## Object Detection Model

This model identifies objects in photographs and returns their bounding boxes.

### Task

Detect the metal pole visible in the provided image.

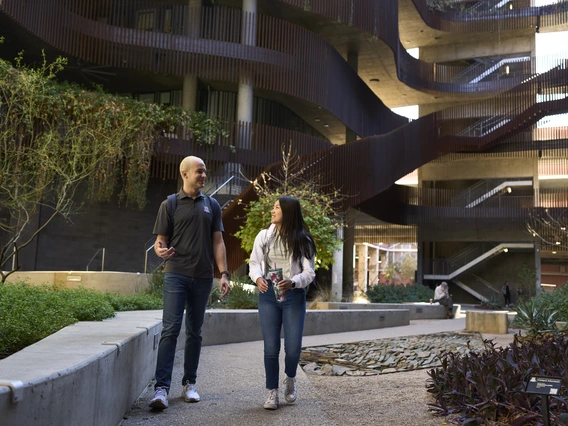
[541,395,550,426]
[101,248,105,272]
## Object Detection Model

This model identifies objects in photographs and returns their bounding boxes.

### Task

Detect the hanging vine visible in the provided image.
[0,48,228,280]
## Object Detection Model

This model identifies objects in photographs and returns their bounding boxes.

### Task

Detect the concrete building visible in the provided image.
[1,0,567,303]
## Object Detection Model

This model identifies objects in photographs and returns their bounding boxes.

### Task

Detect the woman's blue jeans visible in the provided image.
[258,286,306,390]
[154,273,213,391]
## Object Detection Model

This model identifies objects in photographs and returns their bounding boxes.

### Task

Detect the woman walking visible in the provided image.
[249,196,316,410]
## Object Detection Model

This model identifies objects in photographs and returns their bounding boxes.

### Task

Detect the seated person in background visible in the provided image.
[434,282,454,319]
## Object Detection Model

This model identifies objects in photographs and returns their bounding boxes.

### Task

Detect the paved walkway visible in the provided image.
[120,317,516,426]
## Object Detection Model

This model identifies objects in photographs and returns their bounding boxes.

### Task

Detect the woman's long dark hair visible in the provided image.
[277,196,316,263]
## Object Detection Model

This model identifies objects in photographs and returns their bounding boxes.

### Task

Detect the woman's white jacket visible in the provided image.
[248,224,316,289]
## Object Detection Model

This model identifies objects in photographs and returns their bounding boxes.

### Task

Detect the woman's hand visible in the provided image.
[278,279,294,292]
[256,277,269,293]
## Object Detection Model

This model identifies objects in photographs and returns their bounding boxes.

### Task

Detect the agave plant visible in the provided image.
[513,298,559,338]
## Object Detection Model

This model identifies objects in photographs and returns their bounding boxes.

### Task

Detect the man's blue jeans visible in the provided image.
[154,273,213,392]
[258,286,306,390]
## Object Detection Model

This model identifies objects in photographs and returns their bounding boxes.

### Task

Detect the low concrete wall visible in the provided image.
[466,310,509,334]
[200,309,410,346]
[0,308,409,426]
[0,311,160,426]
[314,302,448,320]
[5,271,150,295]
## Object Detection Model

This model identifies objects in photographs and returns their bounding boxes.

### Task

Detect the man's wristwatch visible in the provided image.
[221,270,230,278]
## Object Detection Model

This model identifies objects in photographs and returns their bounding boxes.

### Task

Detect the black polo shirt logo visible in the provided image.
[203,205,211,214]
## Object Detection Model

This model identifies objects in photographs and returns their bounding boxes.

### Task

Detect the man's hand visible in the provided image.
[219,276,230,299]
[156,240,175,260]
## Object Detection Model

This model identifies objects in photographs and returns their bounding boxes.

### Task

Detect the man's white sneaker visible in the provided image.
[284,376,297,403]
[149,387,169,409]
[182,383,200,402]
[263,388,279,410]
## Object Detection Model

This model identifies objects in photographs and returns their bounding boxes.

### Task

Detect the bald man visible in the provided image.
[149,156,230,409]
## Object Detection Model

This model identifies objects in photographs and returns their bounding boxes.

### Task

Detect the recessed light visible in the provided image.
[370,78,380,83]
[323,124,329,128]
[314,118,320,122]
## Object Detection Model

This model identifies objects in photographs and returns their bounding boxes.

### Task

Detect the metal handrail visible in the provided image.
[210,175,235,197]
[86,248,105,271]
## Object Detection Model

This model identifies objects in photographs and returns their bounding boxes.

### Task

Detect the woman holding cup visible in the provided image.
[249,196,316,410]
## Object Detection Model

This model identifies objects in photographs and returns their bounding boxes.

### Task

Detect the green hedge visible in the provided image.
[528,284,568,322]
[0,282,162,358]
[365,283,433,303]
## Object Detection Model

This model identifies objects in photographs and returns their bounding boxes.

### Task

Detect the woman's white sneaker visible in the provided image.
[284,376,297,403]
[263,388,279,410]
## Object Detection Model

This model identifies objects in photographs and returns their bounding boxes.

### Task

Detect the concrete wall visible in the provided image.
[5,271,150,295]
[197,308,410,346]
[420,157,537,182]
[18,178,176,273]
[313,302,447,320]
[0,307,410,426]
[0,311,160,426]
[420,34,532,63]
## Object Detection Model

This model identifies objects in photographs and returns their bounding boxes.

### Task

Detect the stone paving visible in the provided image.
[300,331,486,376]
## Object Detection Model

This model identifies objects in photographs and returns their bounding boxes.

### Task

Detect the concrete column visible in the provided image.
[236,0,257,150]
[368,245,379,286]
[356,244,368,293]
[187,0,202,38]
[416,227,424,286]
[345,48,358,143]
[342,208,356,300]
[182,0,201,133]
[331,226,344,302]
[535,240,542,296]
[182,75,198,112]
[532,157,539,207]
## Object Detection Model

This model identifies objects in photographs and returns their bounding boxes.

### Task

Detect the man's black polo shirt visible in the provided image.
[153,190,224,279]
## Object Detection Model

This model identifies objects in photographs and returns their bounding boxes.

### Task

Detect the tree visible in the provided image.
[517,264,538,298]
[0,51,227,282]
[383,263,401,285]
[400,255,417,283]
[234,146,341,270]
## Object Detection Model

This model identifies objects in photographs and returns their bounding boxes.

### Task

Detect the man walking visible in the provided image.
[149,155,231,409]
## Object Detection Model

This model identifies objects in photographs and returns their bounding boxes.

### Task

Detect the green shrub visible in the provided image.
[147,268,165,297]
[480,295,503,310]
[0,281,161,359]
[105,293,163,311]
[427,335,568,425]
[52,287,116,321]
[512,298,558,337]
[225,279,258,310]
[0,283,77,357]
[528,285,568,323]
[366,283,432,303]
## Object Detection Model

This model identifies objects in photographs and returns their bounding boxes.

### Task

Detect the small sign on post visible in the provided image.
[525,376,563,426]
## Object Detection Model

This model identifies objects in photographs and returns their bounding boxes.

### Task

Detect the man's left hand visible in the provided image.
[219,276,230,299]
